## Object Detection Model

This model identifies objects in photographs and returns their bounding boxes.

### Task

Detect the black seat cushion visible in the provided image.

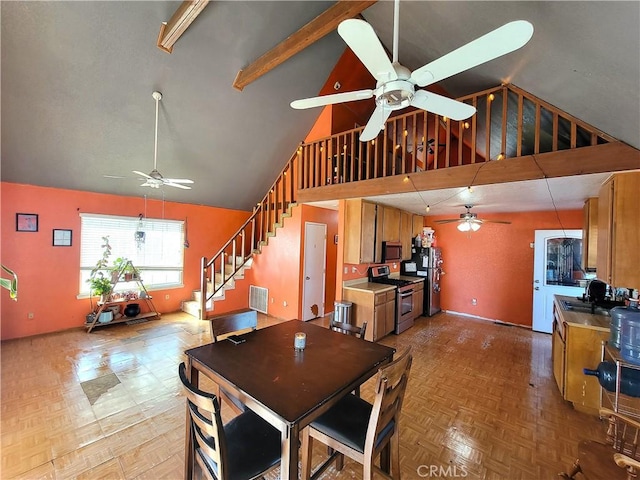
[311,393,395,453]
[200,409,281,480]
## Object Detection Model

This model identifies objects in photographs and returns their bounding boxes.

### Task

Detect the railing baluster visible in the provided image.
[517,93,523,157]
[501,86,508,159]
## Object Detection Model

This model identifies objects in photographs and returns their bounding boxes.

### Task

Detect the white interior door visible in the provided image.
[302,222,327,321]
[532,229,586,333]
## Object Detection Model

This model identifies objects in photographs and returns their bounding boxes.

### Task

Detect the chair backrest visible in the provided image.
[179,362,228,479]
[209,308,258,342]
[364,347,412,458]
[329,318,368,340]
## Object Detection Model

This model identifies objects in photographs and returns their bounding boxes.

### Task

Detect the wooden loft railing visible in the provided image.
[296,83,618,190]
[199,154,297,319]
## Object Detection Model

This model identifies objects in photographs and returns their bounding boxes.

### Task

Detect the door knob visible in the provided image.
[305,276,310,280]
[534,279,540,284]
[534,286,540,290]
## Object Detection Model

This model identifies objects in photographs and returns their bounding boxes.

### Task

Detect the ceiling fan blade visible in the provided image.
[410,90,476,121]
[164,182,192,190]
[291,89,373,109]
[133,170,153,179]
[338,19,398,83]
[410,20,534,87]
[163,178,194,184]
[483,220,512,224]
[359,105,392,142]
[433,219,460,224]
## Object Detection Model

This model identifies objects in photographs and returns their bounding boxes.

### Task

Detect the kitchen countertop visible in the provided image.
[343,282,396,293]
[554,295,611,331]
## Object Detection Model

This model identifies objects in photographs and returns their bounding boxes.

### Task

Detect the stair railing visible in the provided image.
[199,153,298,318]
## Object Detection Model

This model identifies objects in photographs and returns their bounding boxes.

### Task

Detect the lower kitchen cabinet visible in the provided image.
[553,298,609,415]
[412,280,424,319]
[343,287,395,342]
[564,323,608,413]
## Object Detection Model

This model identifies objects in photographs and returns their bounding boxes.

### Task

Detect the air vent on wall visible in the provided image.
[249,285,268,314]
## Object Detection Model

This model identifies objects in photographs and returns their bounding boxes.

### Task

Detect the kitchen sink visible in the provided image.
[561,299,611,316]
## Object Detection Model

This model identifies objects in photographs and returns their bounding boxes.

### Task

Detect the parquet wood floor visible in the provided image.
[1,312,605,479]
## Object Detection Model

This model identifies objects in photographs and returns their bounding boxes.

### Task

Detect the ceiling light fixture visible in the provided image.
[457,220,481,232]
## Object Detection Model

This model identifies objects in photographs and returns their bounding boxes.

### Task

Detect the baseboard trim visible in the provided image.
[443,310,532,330]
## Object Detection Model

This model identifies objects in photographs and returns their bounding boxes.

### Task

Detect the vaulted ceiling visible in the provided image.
[2,1,639,213]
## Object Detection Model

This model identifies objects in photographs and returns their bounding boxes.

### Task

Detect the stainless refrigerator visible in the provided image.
[411,247,442,316]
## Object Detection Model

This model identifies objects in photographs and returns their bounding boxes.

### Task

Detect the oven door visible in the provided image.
[396,288,414,334]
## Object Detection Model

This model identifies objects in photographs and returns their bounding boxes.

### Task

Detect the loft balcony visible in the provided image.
[295,84,639,204]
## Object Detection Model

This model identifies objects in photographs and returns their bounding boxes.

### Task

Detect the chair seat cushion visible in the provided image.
[201,410,281,480]
[576,440,628,480]
[311,393,395,453]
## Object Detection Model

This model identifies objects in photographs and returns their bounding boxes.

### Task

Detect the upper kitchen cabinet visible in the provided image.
[412,215,424,237]
[582,198,598,272]
[381,206,400,242]
[596,172,640,289]
[400,211,413,260]
[344,199,381,264]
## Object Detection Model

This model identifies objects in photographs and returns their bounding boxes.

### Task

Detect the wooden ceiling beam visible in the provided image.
[157,0,210,54]
[233,0,377,91]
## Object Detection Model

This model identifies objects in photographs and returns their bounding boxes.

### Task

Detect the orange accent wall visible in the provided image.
[244,204,338,320]
[425,209,583,327]
[1,182,251,340]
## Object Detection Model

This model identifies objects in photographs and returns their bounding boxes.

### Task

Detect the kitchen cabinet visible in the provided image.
[553,296,609,415]
[343,286,395,342]
[581,197,598,272]
[381,206,400,242]
[412,214,424,237]
[344,199,381,264]
[412,280,424,319]
[400,210,413,260]
[597,172,640,289]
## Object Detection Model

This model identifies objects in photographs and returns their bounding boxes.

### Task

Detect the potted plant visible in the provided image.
[90,275,112,303]
[111,257,129,282]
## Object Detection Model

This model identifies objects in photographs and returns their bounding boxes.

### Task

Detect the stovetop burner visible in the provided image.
[372,277,413,288]
[368,265,414,290]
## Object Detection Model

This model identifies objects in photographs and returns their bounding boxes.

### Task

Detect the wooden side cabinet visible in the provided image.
[581,197,598,272]
[596,172,640,288]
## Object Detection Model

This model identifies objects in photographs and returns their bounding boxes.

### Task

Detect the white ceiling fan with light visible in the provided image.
[434,204,511,232]
[133,91,194,190]
[290,0,534,142]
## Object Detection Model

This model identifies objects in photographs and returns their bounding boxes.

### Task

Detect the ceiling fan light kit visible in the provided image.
[291,0,533,143]
[435,204,511,232]
[132,91,194,190]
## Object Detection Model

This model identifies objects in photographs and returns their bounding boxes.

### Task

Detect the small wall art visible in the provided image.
[16,213,38,232]
[53,229,72,246]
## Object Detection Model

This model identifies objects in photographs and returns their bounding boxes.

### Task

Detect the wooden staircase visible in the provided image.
[183,154,299,320]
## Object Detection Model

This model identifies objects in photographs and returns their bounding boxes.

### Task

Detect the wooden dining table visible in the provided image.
[183,319,395,480]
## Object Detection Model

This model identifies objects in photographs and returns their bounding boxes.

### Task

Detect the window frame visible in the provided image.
[79,213,185,296]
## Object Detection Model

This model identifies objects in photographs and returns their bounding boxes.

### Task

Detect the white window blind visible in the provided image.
[79,213,184,294]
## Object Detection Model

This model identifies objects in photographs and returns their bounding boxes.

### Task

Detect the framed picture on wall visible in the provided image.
[53,229,72,246]
[16,213,38,232]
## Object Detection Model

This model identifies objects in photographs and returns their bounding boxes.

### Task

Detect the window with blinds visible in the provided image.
[80,213,184,294]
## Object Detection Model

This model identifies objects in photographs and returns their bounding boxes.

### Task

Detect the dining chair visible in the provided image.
[329,318,368,398]
[208,308,258,414]
[560,408,640,480]
[329,318,368,340]
[178,362,281,480]
[300,347,413,480]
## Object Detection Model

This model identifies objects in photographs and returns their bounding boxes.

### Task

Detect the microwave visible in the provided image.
[382,241,402,262]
